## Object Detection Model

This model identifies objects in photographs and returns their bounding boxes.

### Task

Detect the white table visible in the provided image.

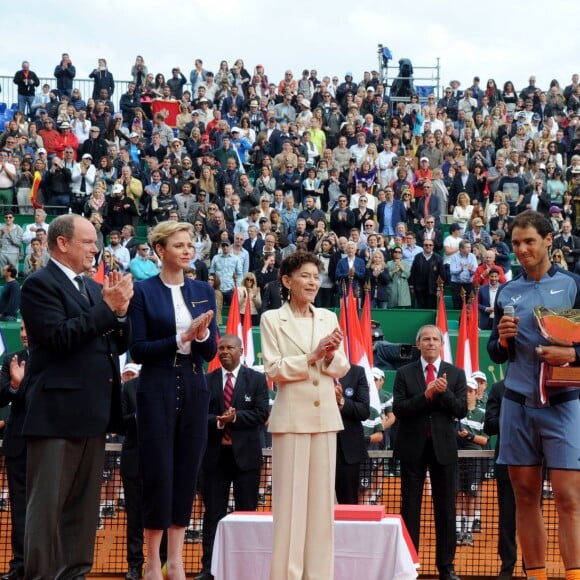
[211,512,419,580]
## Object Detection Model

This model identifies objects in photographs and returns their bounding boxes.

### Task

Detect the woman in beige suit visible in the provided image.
[260,251,349,580]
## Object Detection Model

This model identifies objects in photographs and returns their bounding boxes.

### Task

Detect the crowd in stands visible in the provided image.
[2,55,580,322]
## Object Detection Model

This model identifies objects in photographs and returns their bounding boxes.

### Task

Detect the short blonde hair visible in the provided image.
[150,221,193,255]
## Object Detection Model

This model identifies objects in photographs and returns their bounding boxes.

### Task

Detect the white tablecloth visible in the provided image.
[211,513,419,580]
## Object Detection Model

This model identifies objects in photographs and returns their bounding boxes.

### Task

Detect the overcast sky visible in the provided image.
[1,0,578,96]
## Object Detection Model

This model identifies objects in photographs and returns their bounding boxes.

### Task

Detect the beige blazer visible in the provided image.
[260,302,350,434]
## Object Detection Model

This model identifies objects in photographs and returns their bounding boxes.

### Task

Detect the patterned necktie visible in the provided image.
[223,372,234,442]
[426,364,436,401]
[74,275,90,302]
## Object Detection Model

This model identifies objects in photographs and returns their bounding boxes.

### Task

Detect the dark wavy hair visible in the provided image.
[279,250,322,301]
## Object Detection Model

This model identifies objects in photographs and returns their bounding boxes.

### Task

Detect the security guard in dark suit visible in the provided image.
[334,364,370,504]
[196,334,269,580]
[0,323,28,580]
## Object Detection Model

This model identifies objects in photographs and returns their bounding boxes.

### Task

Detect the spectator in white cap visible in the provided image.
[471,371,488,408]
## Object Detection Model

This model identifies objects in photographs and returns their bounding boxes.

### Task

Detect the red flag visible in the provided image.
[436,288,453,362]
[338,291,349,360]
[226,287,242,341]
[469,296,479,373]
[456,299,472,375]
[150,99,180,127]
[94,260,105,285]
[360,290,373,367]
[346,286,381,414]
[242,290,255,367]
[29,171,43,209]
[207,326,222,372]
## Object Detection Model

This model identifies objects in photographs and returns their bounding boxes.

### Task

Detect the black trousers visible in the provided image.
[24,436,105,580]
[200,446,260,572]
[6,451,27,574]
[121,473,144,570]
[400,438,457,574]
[335,454,360,504]
[497,474,517,574]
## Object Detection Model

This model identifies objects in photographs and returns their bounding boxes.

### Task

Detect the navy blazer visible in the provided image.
[335,256,366,294]
[478,283,503,330]
[129,275,218,368]
[337,364,371,465]
[377,200,407,235]
[203,366,269,472]
[20,260,129,437]
[393,360,467,465]
[0,348,28,457]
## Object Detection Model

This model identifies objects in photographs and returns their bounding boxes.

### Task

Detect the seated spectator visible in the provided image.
[0,213,24,272]
[0,265,20,320]
[21,208,49,246]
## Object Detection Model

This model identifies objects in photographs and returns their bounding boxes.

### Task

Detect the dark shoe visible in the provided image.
[1,571,24,580]
[257,493,266,505]
[471,518,481,533]
[125,568,142,580]
[497,572,513,580]
[193,572,213,580]
[101,505,116,518]
[439,570,461,580]
[456,531,464,545]
[461,532,474,546]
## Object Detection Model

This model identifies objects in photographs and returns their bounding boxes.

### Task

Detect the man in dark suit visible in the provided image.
[0,323,28,580]
[393,325,467,580]
[242,225,265,272]
[417,215,444,253]
[334,364,371,504]
[409,241,445,309]
[449,161,478,209]
[196,334,269,580]
[416,184,442,228]
[20,214,133,580]
[477,269,502,330]
[120,365,144,580]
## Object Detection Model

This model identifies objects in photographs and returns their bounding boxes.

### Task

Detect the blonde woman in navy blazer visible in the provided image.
[129,221,217,580]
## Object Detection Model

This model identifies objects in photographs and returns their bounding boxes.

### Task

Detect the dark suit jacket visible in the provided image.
[265,129,283,156]
[335,256,366,294]
[243,238,265,272]
[478,283,502,330]
[203,366,269,472]
[337,365,371,465]
[0,348,28,457]
[417,228,444,253]
[449,173,478,208]
[393,360,467,465]
[416,195,442,224]
[129,275,217,369]
[20,261,129,437]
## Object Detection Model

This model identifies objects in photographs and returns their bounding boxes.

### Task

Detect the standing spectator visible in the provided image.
[0,150,16,211]
[449,240,477,310]
[386,247,412,308]
[20,215,132,580]
[209,239,242,305]
[0,265,20,320]
[167,68,187,100]
[393,325,467,580]
[89,58,115,100]
[409,239,445,309]
[0,212,24,271]
[197,335,269,580]
[54,53,76,98]
[13,61,40,120]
